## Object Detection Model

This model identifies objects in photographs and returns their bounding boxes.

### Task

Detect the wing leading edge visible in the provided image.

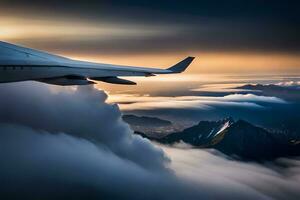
[0,41,195,85]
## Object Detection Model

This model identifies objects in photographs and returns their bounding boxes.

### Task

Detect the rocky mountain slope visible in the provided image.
[136,118,300,160]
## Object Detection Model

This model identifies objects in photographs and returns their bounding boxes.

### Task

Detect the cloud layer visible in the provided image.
[0,82,299,199]
[0,82,167,169]
[164,145,300,200]
[109,93,286,111]
[109,81,299,133]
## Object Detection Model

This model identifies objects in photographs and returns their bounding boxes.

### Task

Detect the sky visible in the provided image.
[0,2,300,199]
[0,0,299,126]
[0,0,300,74]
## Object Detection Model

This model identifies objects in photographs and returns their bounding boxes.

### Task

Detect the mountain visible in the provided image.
[136,118,300,160]
[157,117,234,146]
[122,115,172,127]
[212,120,300,160]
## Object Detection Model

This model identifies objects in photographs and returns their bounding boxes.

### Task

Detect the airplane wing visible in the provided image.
[0,41,195,85]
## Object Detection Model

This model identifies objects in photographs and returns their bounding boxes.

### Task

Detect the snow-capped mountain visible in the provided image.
[136,118,300,160]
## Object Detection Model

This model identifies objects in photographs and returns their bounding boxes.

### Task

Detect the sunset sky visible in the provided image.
[1,2,300,199]
[0,0,299,74]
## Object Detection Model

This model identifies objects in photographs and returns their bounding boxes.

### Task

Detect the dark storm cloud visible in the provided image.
[1,0,300,54]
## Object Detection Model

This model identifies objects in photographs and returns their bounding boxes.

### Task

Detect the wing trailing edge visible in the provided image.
[91,77,136,85]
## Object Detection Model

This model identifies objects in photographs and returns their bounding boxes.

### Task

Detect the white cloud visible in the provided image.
[164,146,300,200]
[221,93,287,103]
[276,81,300,87]
[0,82,167,170]
[108,93,286,111]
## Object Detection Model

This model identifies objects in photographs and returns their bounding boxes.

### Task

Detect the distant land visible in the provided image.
[136,118,300,161]
[122,114,172,127]
[122,114,179,138]
[235,84,300,101]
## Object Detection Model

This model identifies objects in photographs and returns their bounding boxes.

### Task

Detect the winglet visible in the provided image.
[167,56,195,73]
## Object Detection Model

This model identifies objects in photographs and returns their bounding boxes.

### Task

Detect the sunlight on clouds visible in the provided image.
[276,81,300,87]
[190,83,247,92]
[95,73,299,97]
[222,94,287,104]
[106,93,286,111]
[0,13,299,76]
[0,16,299,74]
[67,52,300,74]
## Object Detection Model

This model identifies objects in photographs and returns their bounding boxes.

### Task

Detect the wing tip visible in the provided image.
[167,56,195,73]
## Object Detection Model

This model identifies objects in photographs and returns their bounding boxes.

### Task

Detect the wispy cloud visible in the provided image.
[276,81,300,87]
[108,93,287,111]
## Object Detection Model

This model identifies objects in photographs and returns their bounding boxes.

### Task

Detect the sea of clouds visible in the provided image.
[0,82,299,200]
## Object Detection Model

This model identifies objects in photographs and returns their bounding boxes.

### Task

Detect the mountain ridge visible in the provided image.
[135,118,300,160]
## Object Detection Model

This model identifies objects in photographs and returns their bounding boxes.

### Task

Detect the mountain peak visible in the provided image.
[135,118,300,160]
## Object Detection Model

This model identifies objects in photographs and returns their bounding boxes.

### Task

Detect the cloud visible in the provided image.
[109,93,286,111]
[109,90,297,132]
[163,146,300,200]
[221,94,287,104]
[0,82,167,169]
[0,124,177,199]
[0,82,179,199]
[1,122,288,200]
[0,82,299,199]
[276,81,300,87]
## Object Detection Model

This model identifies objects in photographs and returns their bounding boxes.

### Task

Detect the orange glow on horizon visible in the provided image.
[68,52,300,74]
[0,15,299,74]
